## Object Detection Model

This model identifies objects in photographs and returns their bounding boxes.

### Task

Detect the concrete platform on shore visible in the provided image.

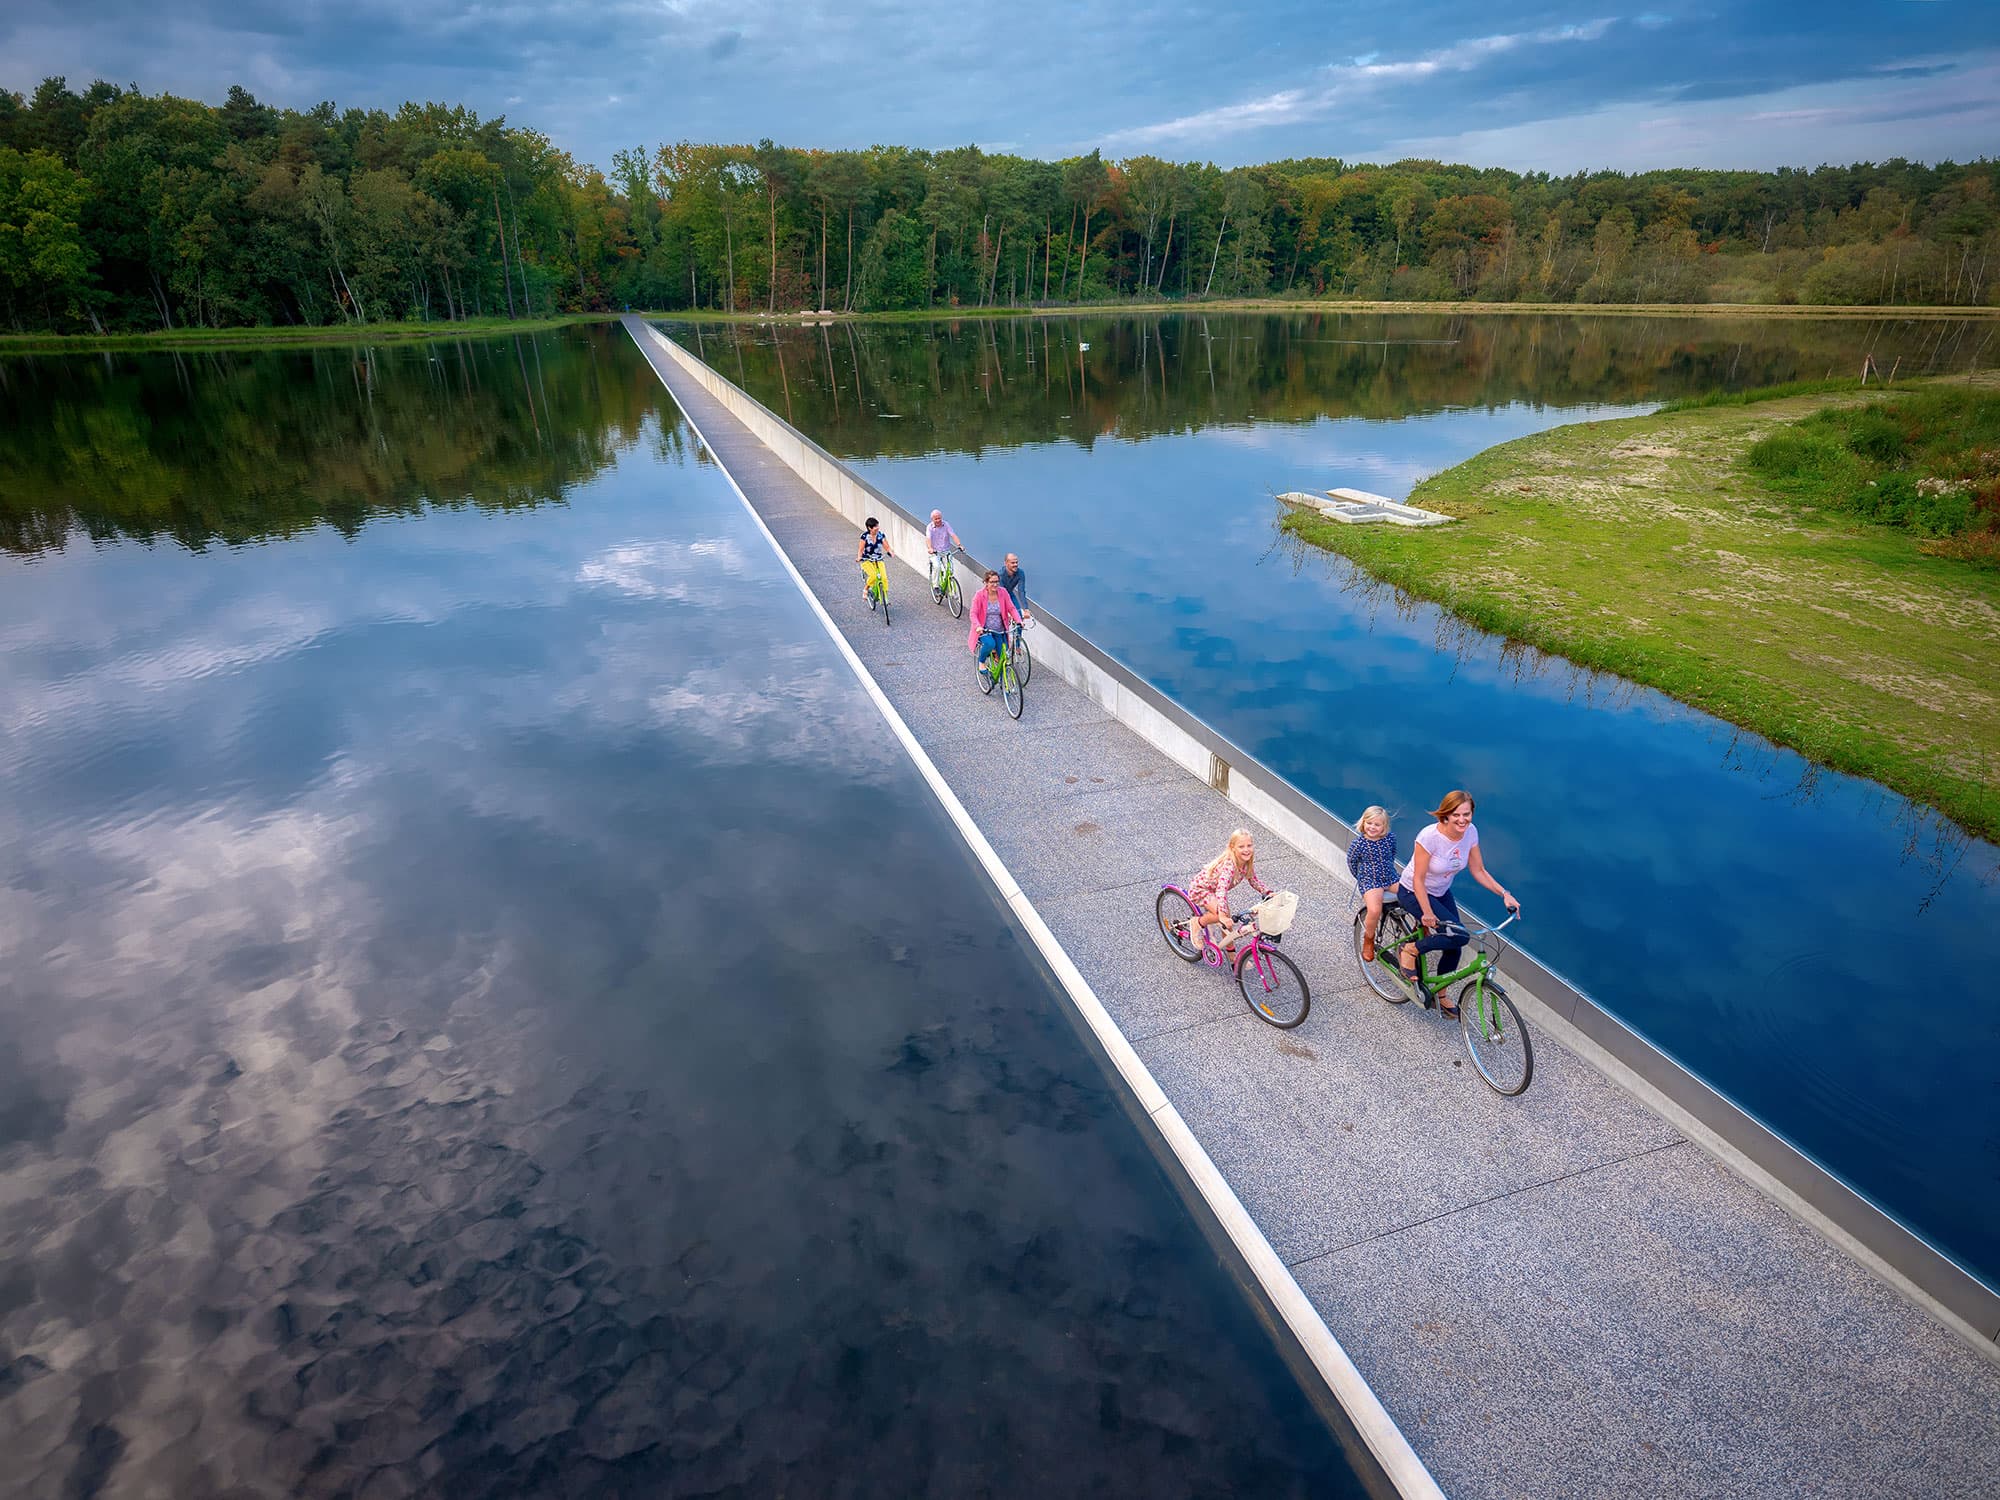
[623,318,2000,1500]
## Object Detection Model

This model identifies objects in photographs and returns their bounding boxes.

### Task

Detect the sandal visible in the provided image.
[1437,991,1460,1021]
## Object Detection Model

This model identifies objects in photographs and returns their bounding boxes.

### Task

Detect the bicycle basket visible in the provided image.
[1251,890,1298,935]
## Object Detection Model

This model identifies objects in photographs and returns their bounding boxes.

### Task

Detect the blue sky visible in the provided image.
[4,1,1996,173]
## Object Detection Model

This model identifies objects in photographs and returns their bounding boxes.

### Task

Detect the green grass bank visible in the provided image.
[1280,377,2000,839]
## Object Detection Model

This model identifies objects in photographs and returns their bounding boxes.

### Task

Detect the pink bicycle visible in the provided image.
[1154,884,1311,1029]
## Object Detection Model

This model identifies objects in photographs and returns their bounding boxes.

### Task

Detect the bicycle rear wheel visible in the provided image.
[1002,659,1023,719]
[945,574,963,619]
[1156,889,1202,962]
[1460,980,1533,1096]
[1356,905,1417,1003]
[1239,945,1310,1029]
[1014,629,1033,684]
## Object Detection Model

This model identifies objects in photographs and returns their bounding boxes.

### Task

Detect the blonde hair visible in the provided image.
[1358,805,1391,836]
[1205,828,1256,877]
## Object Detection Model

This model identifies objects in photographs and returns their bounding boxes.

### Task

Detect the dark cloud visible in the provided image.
[1,0,1995,169]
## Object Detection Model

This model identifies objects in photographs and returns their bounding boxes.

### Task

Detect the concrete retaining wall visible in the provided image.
[640,318,2000,1358]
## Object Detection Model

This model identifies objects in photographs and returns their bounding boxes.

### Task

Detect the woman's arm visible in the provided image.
[856,538,866,561]
[1410,844,1437,927]
[1466,845,1518,910]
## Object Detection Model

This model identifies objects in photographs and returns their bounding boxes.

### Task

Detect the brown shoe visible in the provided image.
[1361,936,1376,962]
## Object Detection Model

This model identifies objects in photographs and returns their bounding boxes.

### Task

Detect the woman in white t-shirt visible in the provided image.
[1393,789,1518,1018]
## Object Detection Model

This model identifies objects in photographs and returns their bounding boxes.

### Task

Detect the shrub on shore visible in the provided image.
[1746,387,2000,544]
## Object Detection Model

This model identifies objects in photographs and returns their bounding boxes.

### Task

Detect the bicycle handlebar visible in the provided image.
[1434,910,1521,942]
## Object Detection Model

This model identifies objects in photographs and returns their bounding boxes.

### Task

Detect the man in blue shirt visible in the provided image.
[998,552,1030,623]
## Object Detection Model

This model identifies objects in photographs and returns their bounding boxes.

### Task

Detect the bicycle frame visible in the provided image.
[1163,882,1278,976]
[1407,913,1518,1020]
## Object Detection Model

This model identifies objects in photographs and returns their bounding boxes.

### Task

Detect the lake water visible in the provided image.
[668,310,2000,1292]
[0,327,1365,1497]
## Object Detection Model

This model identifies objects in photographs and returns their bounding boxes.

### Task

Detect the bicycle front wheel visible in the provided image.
[1356,905,1417,1003]
[1002,660,1023,720]
[881,589,890,626]
[1156,889,1202,962]
[1460,980,1534,1096]
[1239,945,1310,1029]
[945,575,963,619]
[1014,630,1033,684]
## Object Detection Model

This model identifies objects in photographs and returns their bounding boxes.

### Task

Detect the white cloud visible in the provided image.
[1105,20,1618,148]
[1394,50,2000,171]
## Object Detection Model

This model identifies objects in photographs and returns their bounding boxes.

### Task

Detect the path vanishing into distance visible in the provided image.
[622,318,2000,1500]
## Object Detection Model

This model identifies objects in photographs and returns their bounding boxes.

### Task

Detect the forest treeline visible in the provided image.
[2,76,1996,333]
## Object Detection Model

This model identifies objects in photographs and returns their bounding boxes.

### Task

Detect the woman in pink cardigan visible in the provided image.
[967,569,1023,676]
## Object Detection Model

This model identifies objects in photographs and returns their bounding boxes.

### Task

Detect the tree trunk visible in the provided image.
[820,204,829,309]
[494,190,517,319]
[767,183,777,312]
[1203,214,1228,297]
[510,195,532,316]
[1076,208,1092,298]
[340,265,366,323]
[150,269,174,329]
[927,226,938,307]
[1156,210,1175,295]
[845,207,855,312]
[1042,214,1052,301]
[987,223,1005,304]
[1059,203,1076,298]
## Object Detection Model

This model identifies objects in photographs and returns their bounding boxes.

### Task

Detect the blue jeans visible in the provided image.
[1394,884,1464,981]
[977,631,1006,667]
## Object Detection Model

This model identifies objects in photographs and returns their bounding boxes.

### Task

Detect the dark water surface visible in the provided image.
[669,311,2000,1290]
[0,327,1363,1498]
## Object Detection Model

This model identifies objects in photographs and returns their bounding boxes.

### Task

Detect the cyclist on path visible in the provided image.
[925,509,960,591]
[966,569,1022,674]
[1188,829,1273,953]
[856,516,892,600]
[998,552,1031,624]
[1393,790,1518,1018]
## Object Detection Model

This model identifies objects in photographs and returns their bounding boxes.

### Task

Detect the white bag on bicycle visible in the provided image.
[1251,890,1298,935]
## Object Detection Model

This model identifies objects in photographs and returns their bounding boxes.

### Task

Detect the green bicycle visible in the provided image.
[1353,905,1534,1096]
[861,564,890,625]
[976,628,1025,720]
[930,547,965,619]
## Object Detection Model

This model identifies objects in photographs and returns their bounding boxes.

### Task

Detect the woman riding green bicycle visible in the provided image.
[1394,790,1518,1018]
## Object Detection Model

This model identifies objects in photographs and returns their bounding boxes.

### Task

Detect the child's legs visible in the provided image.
[1362,887,1383,939]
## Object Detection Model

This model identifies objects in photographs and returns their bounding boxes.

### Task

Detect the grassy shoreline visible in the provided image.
[7,296,1996,354]
[1280,377,2000,840]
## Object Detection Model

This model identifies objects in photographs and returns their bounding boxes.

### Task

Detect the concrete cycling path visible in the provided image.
[624,321,2000,1500]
